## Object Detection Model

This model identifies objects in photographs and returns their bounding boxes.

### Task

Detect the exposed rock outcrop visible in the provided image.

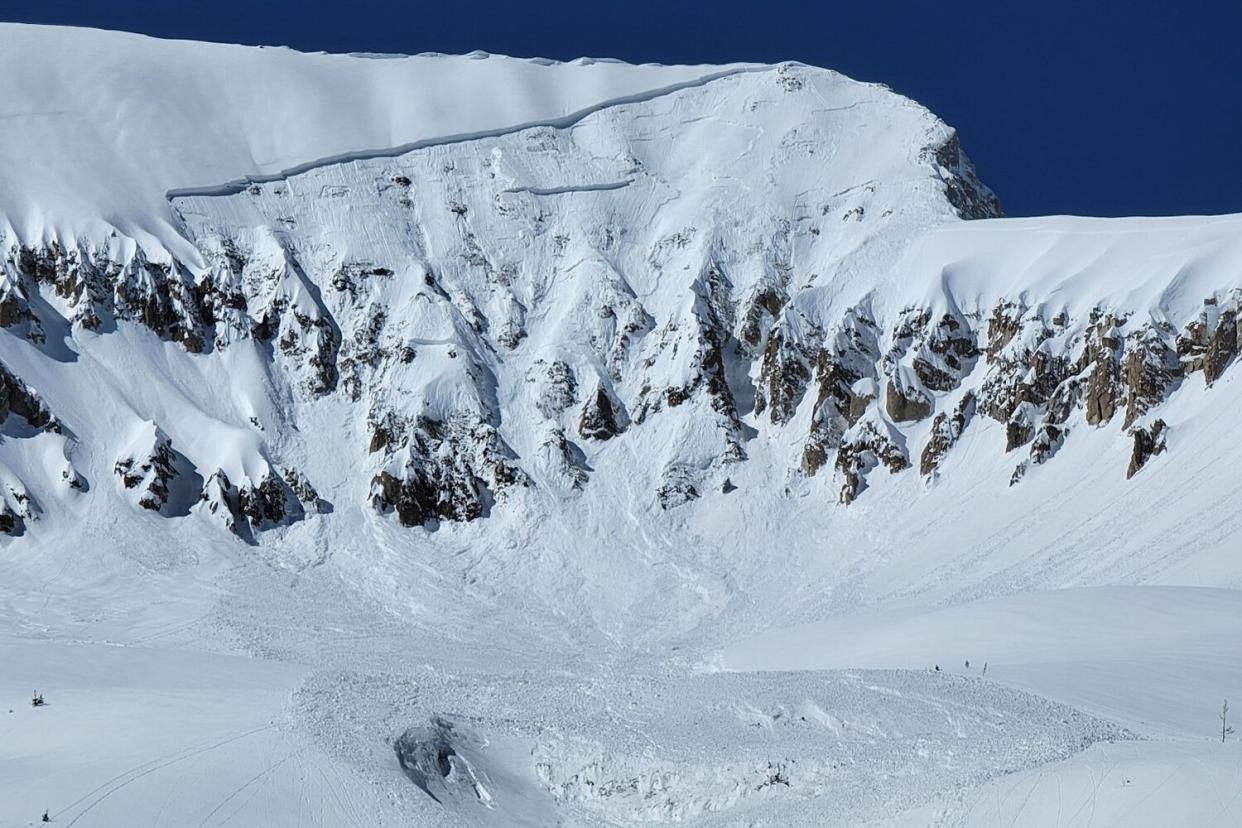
[755,323,814,424]
[0,363,58,433]
[1127,419,1168,478]
[579,384,622,441]
[1081,314,1124,426]
[836,416,909,505]
[200,468,309,541]
[369,414,526,527]
[738,286,786,354]
[921,392,975,476]
[114,425,180,513]
[634,262,746,463]
[924,132,1005,220]
[885,373,932,423]
[0,63,1230,537]
[802,309,880,475]
[283,468,328,514]
[1010,424,1068,486]
[1180,299,1240,385]
[1122,324,1180,427]
[0,482,36,536]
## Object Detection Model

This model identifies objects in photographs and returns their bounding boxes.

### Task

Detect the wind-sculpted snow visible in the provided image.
[0,24,759,246]
[164,66,770,201]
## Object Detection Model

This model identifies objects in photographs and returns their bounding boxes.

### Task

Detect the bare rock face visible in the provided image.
[883,308,978,407]
[1127,419,1168,478]
[836,417,909,505]
[802,309,880,475]
[921,392,975,476]
[1043,373,1083,428]
[1010,423,1068,486]
[885,375,932,423]
[755,324,814,424]
[337,306,390,402]
[579,384,622,441]
[0,363,59,433]
[0,364,61,534]
[11,240,207,350]
[980,306,1074,453]
[984,301,1024,361]
[114,425,180,512]
[200,471,248,539]
[1180,299,1240,385]
[200,468,309,542]
[0,482,37,537]
[1030,423,1068,465]
[238,473,303,526]
[2,227,1227,523]
[923,132,1005,220]
[283,468,328,514]
[912,311,980,391]
[369,414,526,528]
[4,230,346,397]
[873,308,979,430]
[1123,324,1181,427]
[0,264,36,330]
[1203,310,1239,385]
[1005,402,1040,452]
[1081,314,1124,426]
[0,501,23,536]
[738,286,786,354]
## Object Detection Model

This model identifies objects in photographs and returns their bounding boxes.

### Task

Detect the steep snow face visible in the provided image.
[0,23,756,248]
[167,64,991,525]
[0,51,1004,546]
[2,28,1241,616]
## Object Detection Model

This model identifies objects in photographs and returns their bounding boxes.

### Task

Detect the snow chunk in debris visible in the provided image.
[394,716,493,808]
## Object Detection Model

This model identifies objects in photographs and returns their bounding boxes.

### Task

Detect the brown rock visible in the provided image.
[1127,419,1168,478]
[885,379,932,423]
[920,392,975,476]
[579,385,622,441]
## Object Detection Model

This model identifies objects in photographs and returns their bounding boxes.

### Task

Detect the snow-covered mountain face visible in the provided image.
[2,27,1236,561]
[6,24,1242,827]
[0,33,1008,543]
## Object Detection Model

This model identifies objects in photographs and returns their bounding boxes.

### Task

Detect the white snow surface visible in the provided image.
[0,23,755,250]
[1,23,1241,827]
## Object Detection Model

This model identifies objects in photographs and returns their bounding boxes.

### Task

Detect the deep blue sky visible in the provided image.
[4,1,1239,217]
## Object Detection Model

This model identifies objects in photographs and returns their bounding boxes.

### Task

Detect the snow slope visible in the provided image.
[2,23,1241,827]
[723,587,1242,825]
[0,23,754,248]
